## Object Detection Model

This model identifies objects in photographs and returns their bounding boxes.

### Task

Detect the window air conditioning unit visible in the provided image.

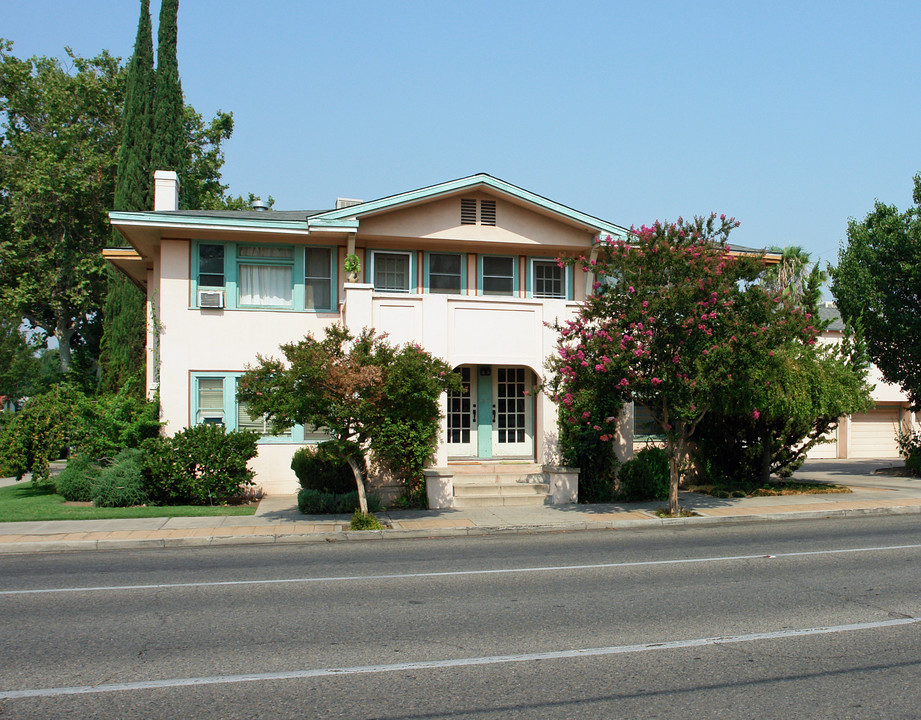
[198,289,224,308]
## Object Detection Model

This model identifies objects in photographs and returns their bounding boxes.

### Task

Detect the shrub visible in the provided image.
[291,443,355,494]
[0,385,87,484]
[897,428,921,477]
[618,447,670,502]
[92,449,149,507]
[350,510,383,530]
[297,488,382,515]
[143,424,258,505]
[556,421,619,503]
[55,454,101,502]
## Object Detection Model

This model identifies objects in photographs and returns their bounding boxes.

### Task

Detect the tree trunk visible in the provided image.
[668,453,680,516]
[55,319,75,375]
[667,435,683,516]
[759,418,772,486]
[346,455,369,514]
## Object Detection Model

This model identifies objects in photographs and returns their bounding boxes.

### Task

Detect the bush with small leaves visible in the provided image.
[350,510,383,530]
[291,443,355,494]
[297,488,382,515]
[617,447,670,502]
[55,454,101,502]
[92,449,149,507]
[142,424,258,505]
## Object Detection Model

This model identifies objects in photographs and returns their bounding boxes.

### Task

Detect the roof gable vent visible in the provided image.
[336,197,363,209]
[479,199,497,226]
[460,198,477,225]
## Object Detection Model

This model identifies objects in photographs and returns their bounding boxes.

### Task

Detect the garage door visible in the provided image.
[849,406,902,458]
[807,426,838,459]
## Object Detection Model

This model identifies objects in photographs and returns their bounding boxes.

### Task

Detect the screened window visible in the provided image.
[238,246,293,307]
[634,403,665,440]
[532,260,566,299]
[199,244,225,287]
[429,253,462,294]
[373,252,411,293]
[305,247,333,309]
[482,256,515,296]
[197,378,224,425]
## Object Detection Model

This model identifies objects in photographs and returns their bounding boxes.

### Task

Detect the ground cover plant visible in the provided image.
[0,481,255,523]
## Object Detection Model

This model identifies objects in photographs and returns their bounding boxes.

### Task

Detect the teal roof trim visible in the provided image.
[109,211,310,232]
[310,174,630,237]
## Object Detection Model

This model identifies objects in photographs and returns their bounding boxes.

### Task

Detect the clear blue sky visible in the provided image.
[4,0,921,278]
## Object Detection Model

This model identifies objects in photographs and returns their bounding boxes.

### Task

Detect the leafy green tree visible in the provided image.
[1,37,245,384]
[237,325,459,512]
[549,216,821,514]
[0,308,38,402]
[0,40,124,376]
[693,249,871,486]
[151,0,184,186]
[100,0,155,394]
[831,173,921,409]
[114,0,154,220]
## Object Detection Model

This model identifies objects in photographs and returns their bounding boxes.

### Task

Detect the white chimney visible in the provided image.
[154,170,180,211]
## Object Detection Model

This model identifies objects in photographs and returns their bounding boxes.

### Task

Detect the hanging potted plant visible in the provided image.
[344,254,361,283]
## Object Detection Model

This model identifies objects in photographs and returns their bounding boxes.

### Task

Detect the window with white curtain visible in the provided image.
[238,246,294,307]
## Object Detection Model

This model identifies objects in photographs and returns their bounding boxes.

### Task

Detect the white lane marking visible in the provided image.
[1,617,917,700]
[2,543,921,597]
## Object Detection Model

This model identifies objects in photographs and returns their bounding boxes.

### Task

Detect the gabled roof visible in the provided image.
[306,173,631,237]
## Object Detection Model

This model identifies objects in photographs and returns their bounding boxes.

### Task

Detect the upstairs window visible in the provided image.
[372,251,412,293]
[481,255,516,296]
[531,259,567,299]
[238,246,293,307]
[428,252,463,294]
[304,247,333,310]
[198,244,225,287]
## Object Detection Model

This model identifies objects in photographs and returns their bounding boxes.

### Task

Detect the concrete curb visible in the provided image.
[1,502,920,555]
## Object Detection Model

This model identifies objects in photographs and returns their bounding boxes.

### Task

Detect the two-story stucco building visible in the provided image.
[107,172,638,506]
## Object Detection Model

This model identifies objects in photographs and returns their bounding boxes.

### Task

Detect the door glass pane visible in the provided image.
[447,367,472,444]
[496,367,527,443]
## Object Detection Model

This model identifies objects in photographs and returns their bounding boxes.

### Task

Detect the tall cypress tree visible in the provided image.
[151,0,184,187]
[100,0,154,394]
[114,0,154,220]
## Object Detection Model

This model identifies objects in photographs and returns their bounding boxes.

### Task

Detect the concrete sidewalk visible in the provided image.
[1,459,919,554]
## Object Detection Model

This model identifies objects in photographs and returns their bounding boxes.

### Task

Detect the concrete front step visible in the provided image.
[453,494,549,508]
[453,482,549,497]
[447,462,551,508]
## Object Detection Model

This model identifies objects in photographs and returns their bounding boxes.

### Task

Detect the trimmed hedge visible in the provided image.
[297,489,382,515]
[291,442,357,494]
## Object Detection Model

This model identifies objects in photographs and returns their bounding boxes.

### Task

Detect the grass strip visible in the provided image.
[0,481,256,522]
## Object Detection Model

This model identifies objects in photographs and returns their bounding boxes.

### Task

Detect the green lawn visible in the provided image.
[0,481,257,522]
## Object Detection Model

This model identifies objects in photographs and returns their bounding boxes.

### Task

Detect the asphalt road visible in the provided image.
[2,515,920,719]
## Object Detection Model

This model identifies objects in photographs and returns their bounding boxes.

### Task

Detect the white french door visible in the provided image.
[491,366,533,457]
[446,366,477,457]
